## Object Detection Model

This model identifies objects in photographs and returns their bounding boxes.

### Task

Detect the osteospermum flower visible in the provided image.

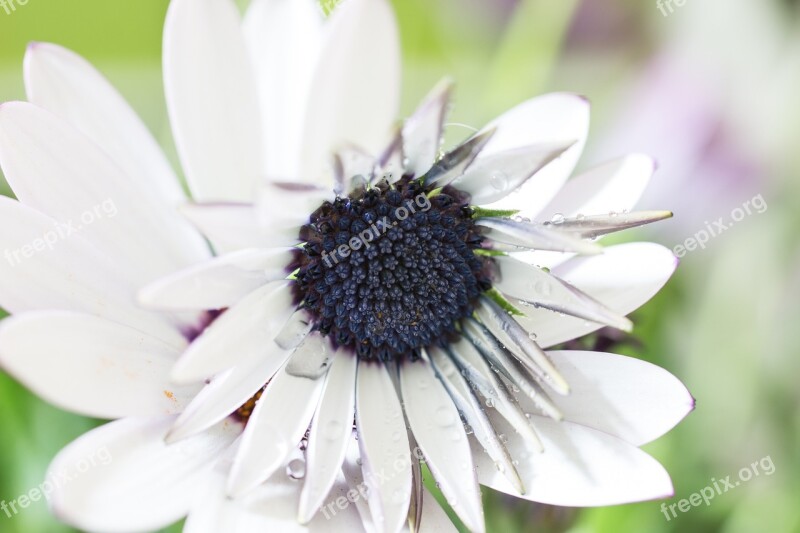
[0,0,694,532]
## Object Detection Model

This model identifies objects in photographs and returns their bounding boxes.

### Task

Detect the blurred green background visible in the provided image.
[1,0,799,532]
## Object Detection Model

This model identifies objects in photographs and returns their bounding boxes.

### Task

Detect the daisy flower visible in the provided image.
[0,0,694,532]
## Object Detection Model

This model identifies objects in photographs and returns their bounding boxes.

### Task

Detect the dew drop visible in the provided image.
[489,171,509,191]
[550,213,565,225]
[435,406,456,426]
[485,397,496,408]
[286,459,306,480]
[528,331,538,340]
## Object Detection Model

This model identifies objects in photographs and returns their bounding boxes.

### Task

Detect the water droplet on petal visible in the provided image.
[287,459,306,480]
[435,406,455,426]
[489,171,509,191]
[550,213,565,225]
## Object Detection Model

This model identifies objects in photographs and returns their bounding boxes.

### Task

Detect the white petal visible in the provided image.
[0,102,210,285]
[515,243,679,348]
[167,342,293,443]
[341,432,378,529]
[479,93,590,217]
[415,488,459,533]
[426,347,524,493]
[299,353,358,524]
[494,255,633,332]
[140,249,293,311]
[474,415,674,506]
[186,466,365,532]
[0,311,197,419]
[540,351,694,446]
[23,43,186,207]
[254,181,333,230]
[400,360,484,533]
[341,435,459,533]
[478,217,602,255]
[402,79,453,177]
[298,0,401,182]
[537,154,656,221]
[163,0,264,201]
[181,202,300,254]
[49,416,239,533]
[455,142,574,205]
[476,298,571,395]
[449,336,549,443]
[333,145,380,194]
[0,196,185,347]
[243,0,323,180]
[172,281,294,383]
[227,336,328,497]
[355,361,412,533]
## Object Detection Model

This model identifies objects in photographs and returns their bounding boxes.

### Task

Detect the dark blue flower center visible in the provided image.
[291,176,491,361]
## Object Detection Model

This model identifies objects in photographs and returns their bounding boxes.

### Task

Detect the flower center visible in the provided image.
[291,176,492,361]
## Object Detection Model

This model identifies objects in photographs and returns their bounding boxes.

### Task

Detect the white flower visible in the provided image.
[0,0,694,532]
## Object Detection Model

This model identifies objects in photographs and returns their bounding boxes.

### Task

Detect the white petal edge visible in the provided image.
[0,101,210,284]
[0,195,185,347]
[139,248,293,311]
[166,341,293,443]
[298,353,358,524]
[536,350,694,446]
[163,0,264,201]
[515,242,679,348]
[0,311,198,419]
[227,336,328,497]
[181,202,300,255]
[356,361,412,533]
[478,93,590,218]
[185,464,365,532]
[298,0,401,183]
[243,0,323,180]
[402,79,453,178]
[401,360,484,533]
[24,42,187,207]
[49,416,240,533]
[474,415,674,506]
[536,154,657,221]
[171,281,294,383]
